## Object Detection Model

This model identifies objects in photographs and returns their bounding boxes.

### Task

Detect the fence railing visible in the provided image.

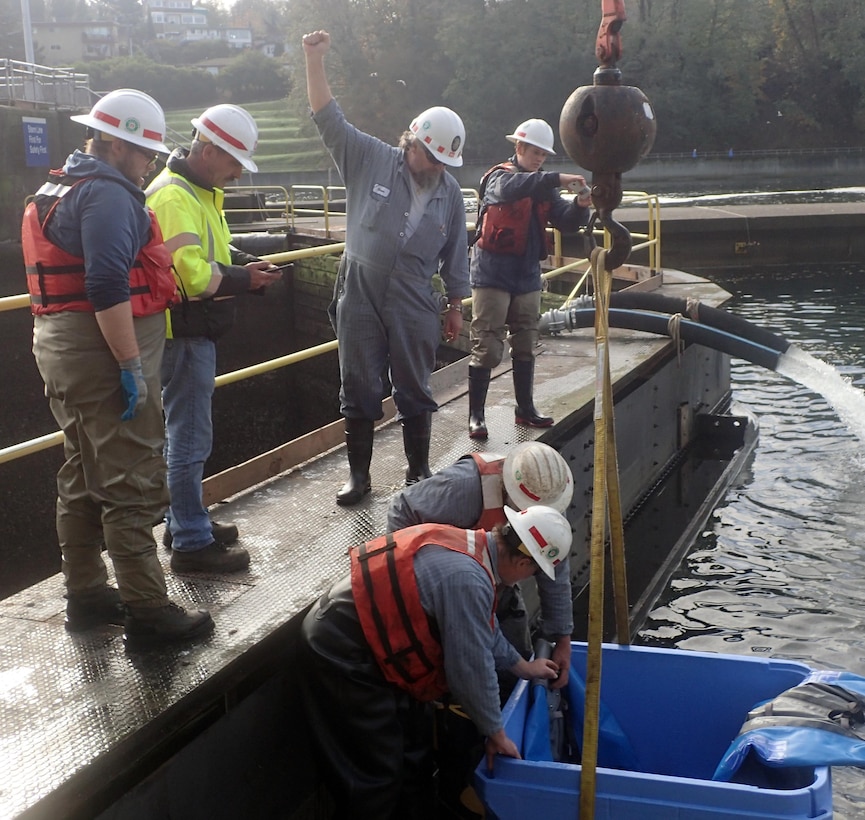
[0,59,91,109]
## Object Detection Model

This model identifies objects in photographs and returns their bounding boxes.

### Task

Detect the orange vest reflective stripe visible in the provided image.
[468,452,508,531]
[22,177,176,317]
[350,524,496,701]
[475,162,553,258]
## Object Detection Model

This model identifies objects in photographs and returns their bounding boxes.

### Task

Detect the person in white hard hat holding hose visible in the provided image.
[146,104,282,573]
[468,118,593,439]
[387,440,575,685]
[302,30,470,507]
[297,505,570,818]
[23,89,214,648]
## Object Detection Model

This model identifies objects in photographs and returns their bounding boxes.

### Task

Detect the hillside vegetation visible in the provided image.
[163,99,331,173]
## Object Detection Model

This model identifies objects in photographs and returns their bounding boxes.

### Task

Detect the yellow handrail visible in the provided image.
[1,186,661,465]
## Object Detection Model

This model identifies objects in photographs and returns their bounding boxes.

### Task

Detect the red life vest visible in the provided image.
[475,162,553,259]
[22,174,177,317]
[351,524,496,701]
[468,452,508,531]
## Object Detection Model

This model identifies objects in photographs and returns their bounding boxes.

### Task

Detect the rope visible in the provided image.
[667,312,685,365]
[685,296,701,321]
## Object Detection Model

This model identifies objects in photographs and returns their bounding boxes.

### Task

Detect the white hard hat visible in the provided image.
[506,118,556,155]
[503,442,573,513]
[409,106,465,167]
[503,505,571,580]
[71,89,170,153]
[192,104,259,172]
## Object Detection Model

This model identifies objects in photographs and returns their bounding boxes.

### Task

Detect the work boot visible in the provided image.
[65,585,126,633]
[336,417,374,506]
[162,520,239,550]
[468,365,491,440]
[124,602,214,650]
[513,358,553,428]
[170,542,250,574]
[402,412,432,485]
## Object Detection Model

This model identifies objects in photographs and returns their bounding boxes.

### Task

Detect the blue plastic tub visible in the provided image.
[475,642,832,819]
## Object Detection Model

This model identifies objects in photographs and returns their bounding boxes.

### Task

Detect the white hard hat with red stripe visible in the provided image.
[503,505,572,580]
[71,89,170,153]
[503,441,573,513]
[192,104,259,172]
[506,118,556,155]
[409,106,465,167]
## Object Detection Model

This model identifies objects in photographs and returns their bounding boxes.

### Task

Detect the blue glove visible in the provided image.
[118,356,147,421]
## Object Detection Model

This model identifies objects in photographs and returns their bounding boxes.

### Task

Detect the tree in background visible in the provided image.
[83,57,218,109]
[764,0,864,148]
[626,0,768,153]
[10,0,861,156]
[439,0,600,162]
[285,0,461,142]
[217,50,290,102]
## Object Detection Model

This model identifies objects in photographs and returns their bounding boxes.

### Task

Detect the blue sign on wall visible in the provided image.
[23,117,50,167]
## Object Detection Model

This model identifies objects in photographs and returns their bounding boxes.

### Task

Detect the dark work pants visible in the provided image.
[297,579,435,819]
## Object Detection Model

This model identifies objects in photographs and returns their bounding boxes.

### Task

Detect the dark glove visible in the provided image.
[118,356,147,421]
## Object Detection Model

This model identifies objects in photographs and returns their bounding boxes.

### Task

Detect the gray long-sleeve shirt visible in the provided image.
[414,534,522,736]
[388,456,574,638]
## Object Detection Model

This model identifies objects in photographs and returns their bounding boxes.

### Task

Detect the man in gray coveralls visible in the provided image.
[302,29,470,506]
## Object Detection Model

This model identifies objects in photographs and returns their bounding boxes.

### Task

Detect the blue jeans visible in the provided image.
[161,337,216,551]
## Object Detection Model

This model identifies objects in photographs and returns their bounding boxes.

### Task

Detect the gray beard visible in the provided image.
[411,167,441,191]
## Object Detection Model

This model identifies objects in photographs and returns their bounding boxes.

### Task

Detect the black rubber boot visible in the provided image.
[513,358,553,428]
[468,366,490,440]
[402,412,432,485]
[336,417,374,506]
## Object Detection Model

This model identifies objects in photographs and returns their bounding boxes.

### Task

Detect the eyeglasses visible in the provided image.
[129,143,159,165]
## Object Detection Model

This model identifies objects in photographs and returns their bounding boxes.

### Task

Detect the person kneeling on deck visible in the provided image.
[302,30,470,506]
[23,89,213,647]
[387,441,575,687]
[146,104,282,573]
[297,505,570,819]
[468,118,592,439]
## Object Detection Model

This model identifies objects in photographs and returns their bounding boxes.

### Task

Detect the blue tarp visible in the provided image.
[522,662,639,770]
[714,670,865,780]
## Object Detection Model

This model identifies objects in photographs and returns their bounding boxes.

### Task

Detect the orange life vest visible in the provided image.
[22,175,176,317]
[351,524,496,701]
[468,452,508,531]
[475,162,553,258]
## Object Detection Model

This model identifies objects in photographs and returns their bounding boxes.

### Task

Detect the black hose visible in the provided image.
[563,308,782,371]
[608,291,791,353]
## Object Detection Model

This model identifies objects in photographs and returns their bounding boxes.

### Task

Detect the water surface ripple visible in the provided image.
[639,267,865,817]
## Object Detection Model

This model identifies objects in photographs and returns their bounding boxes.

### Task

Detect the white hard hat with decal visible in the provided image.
[503,442,573,513]
[71,89,170,153]
[409,106,465,167]
[192,104,259,172]
[506,118,556,155]
[503,504,572,580]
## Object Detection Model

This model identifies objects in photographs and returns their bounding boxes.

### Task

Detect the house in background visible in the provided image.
[31,21,122,66]
[146,0,252,50]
